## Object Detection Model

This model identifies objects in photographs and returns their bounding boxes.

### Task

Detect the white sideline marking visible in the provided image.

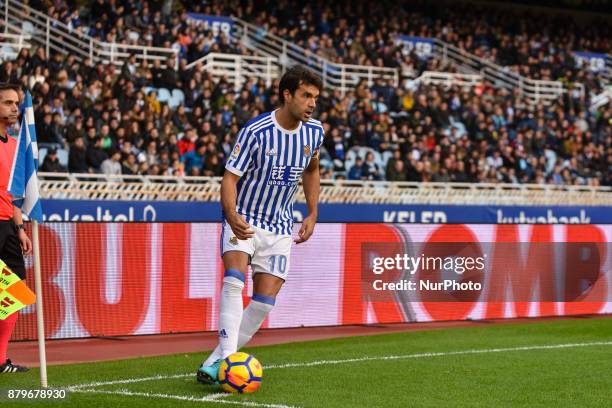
[264,340,612,369]
[68,340,612,391]
[72,388,299,408]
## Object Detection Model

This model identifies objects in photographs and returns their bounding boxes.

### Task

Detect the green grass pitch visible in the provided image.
[2,317,611,407]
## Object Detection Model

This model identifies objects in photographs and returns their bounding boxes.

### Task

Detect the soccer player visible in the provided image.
[197,66,323,384]
[0,83,32,373]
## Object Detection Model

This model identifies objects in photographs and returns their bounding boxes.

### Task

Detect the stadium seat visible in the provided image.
[37,143,68,168]
[345,148,359,172]
[39,142,63,152]
[157,88,171,103]
[449,117,467,137]
[544,149,557,174]
[169,89,185,109]
[0,46,15,62]
[345,147,385,179]
[56,148,69,167]
[382,151,394,167]
[38,147,47,166]
[127,30,139,42]
[21,21,36,35]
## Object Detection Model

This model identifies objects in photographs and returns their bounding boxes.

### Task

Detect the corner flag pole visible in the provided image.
[32,220,47,387]
[8,89,47,386]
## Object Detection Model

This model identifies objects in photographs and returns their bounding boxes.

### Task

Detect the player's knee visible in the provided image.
[223,268,246,289]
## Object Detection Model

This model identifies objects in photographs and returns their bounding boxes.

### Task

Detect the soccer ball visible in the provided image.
[218,352,263,393]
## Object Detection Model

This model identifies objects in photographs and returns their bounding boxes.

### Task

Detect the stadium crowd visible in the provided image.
[227,0,609,90]
[29,0,610,94]
[0,41,609,186]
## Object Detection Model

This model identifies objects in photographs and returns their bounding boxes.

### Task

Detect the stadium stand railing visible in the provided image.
[38,173,612,206]
[232,17,400,95]
[1,0,599,104]
[413,71,482,88]
[434,39,581,106]
[0,29,30,61]
[185,52,279,89]
[231,15,581,106]
[0,0,177,67]
[590,85,612,111]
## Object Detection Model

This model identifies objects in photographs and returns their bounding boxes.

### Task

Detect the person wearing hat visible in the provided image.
[40,147,67,173]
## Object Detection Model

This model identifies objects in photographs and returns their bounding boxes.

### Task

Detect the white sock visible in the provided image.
[237,294,275,348]
[203,294,275,366]
[216,269,245,361]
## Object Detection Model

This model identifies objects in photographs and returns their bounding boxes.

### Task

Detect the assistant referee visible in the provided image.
[0,83,32,373]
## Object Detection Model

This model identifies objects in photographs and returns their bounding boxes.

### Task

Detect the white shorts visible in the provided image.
[220,221,292,280]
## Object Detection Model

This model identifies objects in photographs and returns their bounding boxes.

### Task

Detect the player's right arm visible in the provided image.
[221,170,254,240]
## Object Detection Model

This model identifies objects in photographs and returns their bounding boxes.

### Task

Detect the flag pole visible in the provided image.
[32,220,47,387]
[9,89,46,385]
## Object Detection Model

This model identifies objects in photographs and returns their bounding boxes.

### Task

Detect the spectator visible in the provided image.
[40,148,67,173]
[121,153,139,175]
[178,128,197,155]
[86,137,107,173]
[68,136,88,173]
[362,152,384,180]
[1,5,608,188]
[347,157,364,180]
[181,142,207,174]
[386,157,407,182]
[101,148,122,175]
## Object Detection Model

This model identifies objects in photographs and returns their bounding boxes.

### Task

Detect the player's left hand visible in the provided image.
[18,230,32,255]
[294,215,316,244]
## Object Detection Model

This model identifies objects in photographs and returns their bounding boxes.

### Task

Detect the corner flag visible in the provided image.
[7,90,42,221]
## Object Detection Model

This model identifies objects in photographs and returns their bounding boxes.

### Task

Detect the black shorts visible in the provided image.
[0,220,26,279]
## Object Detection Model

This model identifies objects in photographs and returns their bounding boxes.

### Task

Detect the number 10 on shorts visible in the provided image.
[268,255,287,275]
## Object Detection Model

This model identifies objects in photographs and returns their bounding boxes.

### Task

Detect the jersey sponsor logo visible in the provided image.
[268,165,304,186]
[231,143,240,159]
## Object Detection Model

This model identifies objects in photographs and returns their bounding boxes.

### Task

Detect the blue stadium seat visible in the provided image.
[345,148,359,172]
[172,88,185,104]
[157,88,171,103]
[450,117,467,137]
[346,146,385,179]
[169,89,185,109]
[56,148,69,167]
[21,21,36,35]
[39,142,62,152]
[38,146,68,169]
[0,46,15,62]
[127,30,140,42]
[382,150,394,167]
[38,147,47,166]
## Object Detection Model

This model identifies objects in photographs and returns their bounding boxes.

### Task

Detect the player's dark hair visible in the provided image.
[0,83,20,94]
[278,66,322,104]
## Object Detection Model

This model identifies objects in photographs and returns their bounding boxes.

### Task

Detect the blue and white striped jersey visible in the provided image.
[225,110,324,235]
